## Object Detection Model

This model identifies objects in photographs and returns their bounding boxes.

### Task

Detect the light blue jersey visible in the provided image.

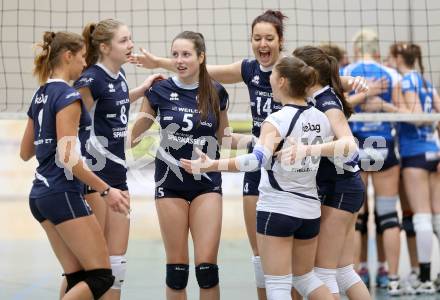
[398,71,439,157]
[343,61,401,140]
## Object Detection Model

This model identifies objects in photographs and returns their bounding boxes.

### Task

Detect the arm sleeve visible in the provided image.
[54,88,82,113]
[401,74,417,94]
[240,59,254,85]
[73,69,100,100]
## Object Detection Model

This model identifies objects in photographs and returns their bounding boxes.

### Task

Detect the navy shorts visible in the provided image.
[321,191,364,214]
[84,182,129,195]
[358,139,399,172]
[29,192,92,225]
[243,169,261,196]
[155,185,222,202]
[401,154,440,172]
[256,210,320,239]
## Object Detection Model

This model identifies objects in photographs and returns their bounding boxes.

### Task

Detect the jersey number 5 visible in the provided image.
[182,113,193,132]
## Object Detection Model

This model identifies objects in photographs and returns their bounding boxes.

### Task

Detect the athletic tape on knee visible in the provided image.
[336,264,362,294]
[265,274,292,300]
[314,267,338,294]
[110,255,127,289]
[252,256,265,288]
[195,263,219,289]
[292,271,324,297]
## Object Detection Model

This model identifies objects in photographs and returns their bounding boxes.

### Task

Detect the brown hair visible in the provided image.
[319,43,345,64]
[82,19,124,67]
[172,31,220,125]
[33,31,84,85]
[251,10,287,50]
[274,56,317,99]
[390,42,426,88]
[293,46,353,118]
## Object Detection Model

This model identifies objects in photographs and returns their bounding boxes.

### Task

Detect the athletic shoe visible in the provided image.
[387,279,403,296]
[376,266,389,288]
[357,267,370,289]
[415,281,436,295]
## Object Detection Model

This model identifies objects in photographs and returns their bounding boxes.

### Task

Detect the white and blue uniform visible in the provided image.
[398,71,440,171]
[343,61,400,171]
[74,63,130,191]
[241,59,283,196]
[28,79,92,225]
[309,86,365,213]
[145,77,228,201]
[256,104,332,238]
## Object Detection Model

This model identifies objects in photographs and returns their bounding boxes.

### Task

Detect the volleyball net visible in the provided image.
[1,0,440,122]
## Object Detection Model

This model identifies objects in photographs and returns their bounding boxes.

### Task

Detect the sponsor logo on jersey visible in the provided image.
[170,92,179,101]
[108,83,115,93]
[35,94,48,104]
[302,122,321,133]
[65,91,80,99]
[79,77,94,84]
[121,81,127,93]
[200,120,213,127]
[164,116,173,121]
[251,75,260,85]
[322,100,337,107]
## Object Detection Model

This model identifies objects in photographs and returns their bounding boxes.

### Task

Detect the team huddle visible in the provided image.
[19,8,440,300]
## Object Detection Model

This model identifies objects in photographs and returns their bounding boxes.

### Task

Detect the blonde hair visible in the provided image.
[353,29,379,56]
[82,19,124,67]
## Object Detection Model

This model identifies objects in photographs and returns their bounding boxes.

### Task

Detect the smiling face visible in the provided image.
[251,22,283,68]
[102,25,134,66]
[171,38,204,84]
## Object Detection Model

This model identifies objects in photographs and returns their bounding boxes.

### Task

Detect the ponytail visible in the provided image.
[33,31,84,85]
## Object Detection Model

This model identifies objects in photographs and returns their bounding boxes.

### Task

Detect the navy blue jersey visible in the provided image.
[309,86,364,193]
[241,59,282,137]
[145,77,228,191]
[27,79,91,198]
[343,61,400,141]
[74,64,130,185]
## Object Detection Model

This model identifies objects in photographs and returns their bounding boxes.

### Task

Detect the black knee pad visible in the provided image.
[84,268,115,299]
[64,270,86,293]
[166,264,189,290]
[195,263,219,289]
[402,215,416,237]
[376,212,400,234]
[355,213,368,234]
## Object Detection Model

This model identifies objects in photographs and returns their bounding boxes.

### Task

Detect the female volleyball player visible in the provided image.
[390,42,440,294]
[130,31,233,300]
[20,31,130,300]
[73,19,162,300]
[343,29,403,296]
[130,10,368,299]
[180,56,357,300]
[292,46,371,300]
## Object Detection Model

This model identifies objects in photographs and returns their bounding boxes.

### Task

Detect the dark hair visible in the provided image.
[251,10,287,50]
[172,31,220,124]
[82,19,124,67]
[390,42,427,88]
[274,56,318,99]
[293,46,353,118]
[33,31,84,85]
